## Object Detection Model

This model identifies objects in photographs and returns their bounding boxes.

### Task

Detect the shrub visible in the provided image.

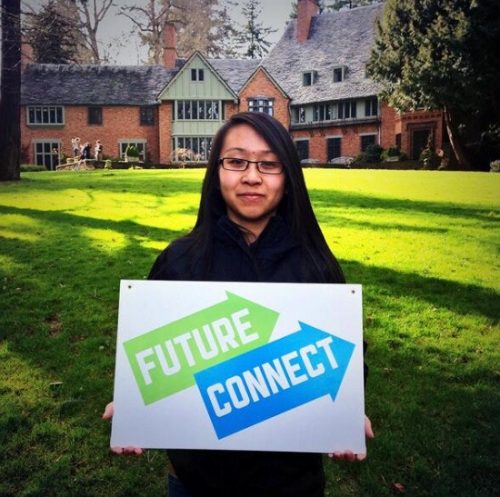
[382,147,401,162]
[387,147,400,157]
[21,164,46,172]
[490,160,500,172]
[419,147,440,169]
[125,145,140,158]
[353,144,383,164]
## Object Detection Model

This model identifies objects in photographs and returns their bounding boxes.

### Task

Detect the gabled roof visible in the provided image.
[208,59,261,94]
[239,65,290,99]
[158,51,240,101]
[264,4,384,105]
[21,63,184,106]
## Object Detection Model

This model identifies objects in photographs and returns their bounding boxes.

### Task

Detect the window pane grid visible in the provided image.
[177,100,220,120]
[248,99,273,116]
[88,107,103,125]
[173,136,213,161]
[140,106,155,125]
[28,106,64,125]
[33,141,60,170]
[119,141,147,161]
[361,135,377,151]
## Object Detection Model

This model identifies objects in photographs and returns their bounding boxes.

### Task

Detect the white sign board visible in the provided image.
[111,280,365,454]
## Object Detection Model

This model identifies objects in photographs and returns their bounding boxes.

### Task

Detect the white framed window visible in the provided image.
[338,100,357,119]
[365,97,378,117]
[248,98,274,116]
[27,106,64,125]
[176,100,221,120]
[302,71,317,86]
[291,106,306,123]
[119,140,147,161]
[33,140,61,170]
[173,136,213,161]
[191,68,204,81]
[313,102,333,122]
[333,66,346,83]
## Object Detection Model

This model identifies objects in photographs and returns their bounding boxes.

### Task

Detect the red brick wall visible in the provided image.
[225,102,239,120]
[158,102,173,164]
[297,0,320,43]
[21,105,160,163]
[380,101,398,149]
[238,69,290,128]
[291,122,380,162]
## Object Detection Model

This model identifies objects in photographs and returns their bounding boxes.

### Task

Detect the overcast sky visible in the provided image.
[24,0,296,64]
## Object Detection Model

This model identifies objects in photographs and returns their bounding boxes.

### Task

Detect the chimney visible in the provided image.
[21,36,34,71]
[296,0,320,43]
[163,22,177,69]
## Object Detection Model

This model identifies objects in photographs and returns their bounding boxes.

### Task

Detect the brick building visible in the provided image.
[20,0,444,169]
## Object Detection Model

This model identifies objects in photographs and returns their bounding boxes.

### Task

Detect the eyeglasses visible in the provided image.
[219,158,284,175]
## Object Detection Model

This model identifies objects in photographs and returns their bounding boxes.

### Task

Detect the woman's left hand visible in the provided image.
[327,415,374,462]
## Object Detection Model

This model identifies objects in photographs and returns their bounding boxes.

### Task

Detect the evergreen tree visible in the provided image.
[211,0,240,57]
[25,0,80,63]
[52,0,94,63]
[238,0,276,59]
[367,0,500,170]
[176,0,240,58]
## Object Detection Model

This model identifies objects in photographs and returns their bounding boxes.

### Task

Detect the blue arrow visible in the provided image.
[194,322,355,439]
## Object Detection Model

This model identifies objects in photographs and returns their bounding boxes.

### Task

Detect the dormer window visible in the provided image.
[248,98,274,116]
[302,71,317,86]
[333,66,346,83]
[191,68,204,81]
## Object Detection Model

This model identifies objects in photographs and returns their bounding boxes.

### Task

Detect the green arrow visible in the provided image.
[123,292,279,405]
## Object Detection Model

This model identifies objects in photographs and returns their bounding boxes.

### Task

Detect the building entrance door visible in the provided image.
[411,129,431,160]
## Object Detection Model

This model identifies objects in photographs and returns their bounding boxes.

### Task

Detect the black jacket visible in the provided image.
[148,215,345,497]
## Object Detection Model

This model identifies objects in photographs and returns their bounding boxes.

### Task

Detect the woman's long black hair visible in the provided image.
[185,111,345,283]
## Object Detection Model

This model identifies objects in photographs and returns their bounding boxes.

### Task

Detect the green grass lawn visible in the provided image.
[1,169,499,497]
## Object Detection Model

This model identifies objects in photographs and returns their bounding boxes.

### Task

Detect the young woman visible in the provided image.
[103,112,373,497]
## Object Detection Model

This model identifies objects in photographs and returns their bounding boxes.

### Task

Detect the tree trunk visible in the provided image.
[443,106,472,170]
[0,0,22,181]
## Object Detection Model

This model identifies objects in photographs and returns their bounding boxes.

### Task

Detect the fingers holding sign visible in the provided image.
[328,415,374,462]
[102,402,144,456]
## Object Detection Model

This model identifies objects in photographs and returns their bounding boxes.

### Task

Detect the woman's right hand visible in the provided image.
[102,402,144,455]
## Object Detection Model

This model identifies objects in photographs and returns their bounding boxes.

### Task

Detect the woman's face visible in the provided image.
[218,124,286,238]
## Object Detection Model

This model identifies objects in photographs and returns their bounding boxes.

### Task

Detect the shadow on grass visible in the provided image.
[317,214,450,234]
[310,189,500,225]
[342,259,499,322]
[0,204,187,243]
